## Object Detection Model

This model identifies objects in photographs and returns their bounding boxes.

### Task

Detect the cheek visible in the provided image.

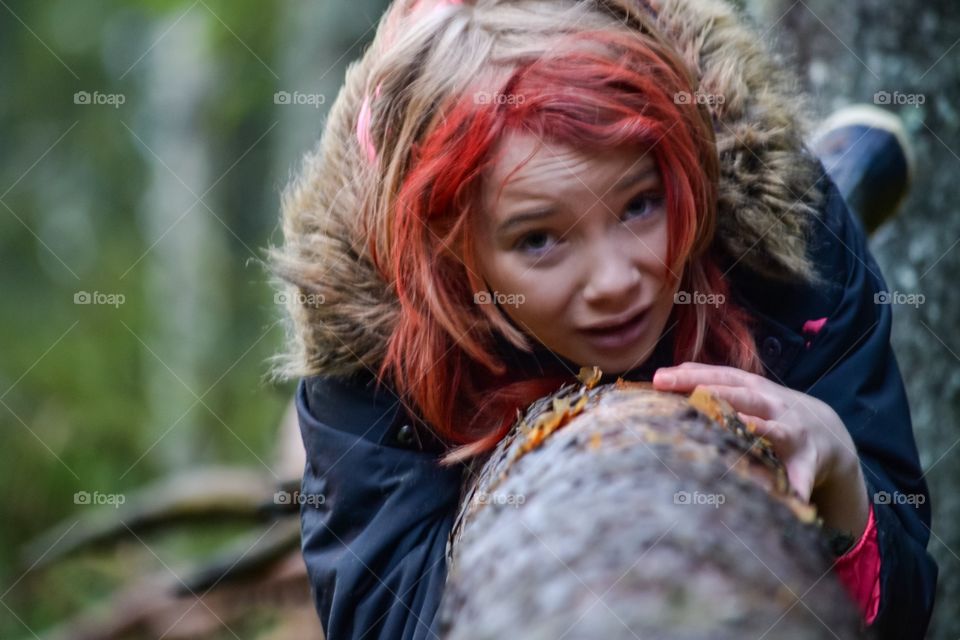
[643,219,677,290]
[649,259,682,320]
[648,243,683,328]
[485,259,570,328]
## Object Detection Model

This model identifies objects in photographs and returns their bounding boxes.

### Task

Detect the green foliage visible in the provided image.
[0,0,391,635]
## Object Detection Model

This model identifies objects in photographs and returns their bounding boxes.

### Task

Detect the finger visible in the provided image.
[697,385,776,420]
[735,416,813,502]
[677,362,745,375]
[738,414,791,452]
[784,456,816,503]
[654,363,757,391]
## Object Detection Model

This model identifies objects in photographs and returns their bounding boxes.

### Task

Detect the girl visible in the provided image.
[270,0,937,638]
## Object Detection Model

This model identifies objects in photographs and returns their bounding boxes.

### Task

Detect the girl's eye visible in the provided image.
[514,231,558,255]
[512,192,663,256]
[622,192,664,222]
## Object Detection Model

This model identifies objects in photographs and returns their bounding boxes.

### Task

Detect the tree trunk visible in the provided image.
[440,374,868,640]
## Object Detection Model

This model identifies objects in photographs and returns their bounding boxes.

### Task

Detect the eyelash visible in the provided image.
[513,192,665,256]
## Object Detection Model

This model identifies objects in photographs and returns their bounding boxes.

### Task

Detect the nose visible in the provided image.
[581,244,642,305]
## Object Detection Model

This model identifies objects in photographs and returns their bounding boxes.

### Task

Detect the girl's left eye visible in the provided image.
[621,192,664,222]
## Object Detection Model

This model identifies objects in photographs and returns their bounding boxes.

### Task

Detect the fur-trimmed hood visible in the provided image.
[273,0,824,380]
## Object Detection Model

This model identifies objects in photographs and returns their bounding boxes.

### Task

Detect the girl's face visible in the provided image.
[472,130,681,375]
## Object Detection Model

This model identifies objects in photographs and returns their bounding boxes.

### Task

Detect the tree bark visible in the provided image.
[440,374,868,639]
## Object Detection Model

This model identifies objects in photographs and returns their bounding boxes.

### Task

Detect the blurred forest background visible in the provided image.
[1,0,956,638]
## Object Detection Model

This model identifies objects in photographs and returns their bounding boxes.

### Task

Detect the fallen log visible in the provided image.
[440,369,869,640]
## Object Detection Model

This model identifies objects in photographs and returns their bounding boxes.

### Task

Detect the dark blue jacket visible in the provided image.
[295,169,937,639]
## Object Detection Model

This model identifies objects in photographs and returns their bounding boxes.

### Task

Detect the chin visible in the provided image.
[579,343,658,377]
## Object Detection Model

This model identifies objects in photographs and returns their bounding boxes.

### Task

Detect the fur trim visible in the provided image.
[646,0,823,282]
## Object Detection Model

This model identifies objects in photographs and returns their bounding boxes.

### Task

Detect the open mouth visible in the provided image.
[578,308,650,350]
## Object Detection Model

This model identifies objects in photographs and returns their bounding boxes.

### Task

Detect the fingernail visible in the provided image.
[656,372,675,387]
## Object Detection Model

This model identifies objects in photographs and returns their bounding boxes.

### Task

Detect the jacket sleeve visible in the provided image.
[786,176,938,639]
[295,374,464,640]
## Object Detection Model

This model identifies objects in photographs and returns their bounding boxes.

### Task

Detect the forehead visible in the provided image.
[484,130,655,206]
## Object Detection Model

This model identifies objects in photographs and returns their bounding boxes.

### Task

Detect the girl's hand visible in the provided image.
[652,362,870,539]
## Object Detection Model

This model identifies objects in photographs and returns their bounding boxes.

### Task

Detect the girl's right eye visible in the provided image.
[514,231,559,256]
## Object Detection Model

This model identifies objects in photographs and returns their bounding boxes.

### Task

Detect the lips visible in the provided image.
[580,307,648,333]
[577,308,650,350]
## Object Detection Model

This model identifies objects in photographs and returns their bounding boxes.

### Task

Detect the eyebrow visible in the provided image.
[495,165,660,236]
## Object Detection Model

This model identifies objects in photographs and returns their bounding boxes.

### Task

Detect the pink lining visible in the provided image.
[802,316,828,349]
[834,501,881,625]
[802,317,828,335]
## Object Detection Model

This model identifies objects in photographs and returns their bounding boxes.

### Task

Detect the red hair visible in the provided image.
[371,28,762,464]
